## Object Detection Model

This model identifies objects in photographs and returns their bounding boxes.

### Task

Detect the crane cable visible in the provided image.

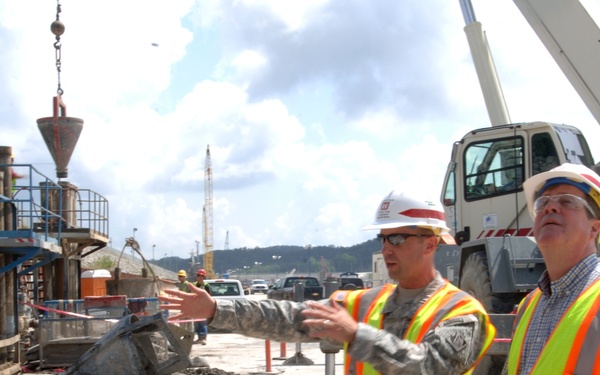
[50,0,65,96]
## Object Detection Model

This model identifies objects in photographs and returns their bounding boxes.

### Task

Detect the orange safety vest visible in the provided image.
[507,278,600,375]
[330,282,495,375]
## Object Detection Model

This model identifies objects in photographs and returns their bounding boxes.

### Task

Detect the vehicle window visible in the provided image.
[552,125,594,167]
[464,137,524,200]
[225,285,239,295]
[209,282,240,296]
[284,278,317,287]
[443,167,456,206]
[532,133,559,175]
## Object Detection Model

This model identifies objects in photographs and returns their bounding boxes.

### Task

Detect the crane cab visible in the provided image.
[436,121,595,314]
[441,121,594,243]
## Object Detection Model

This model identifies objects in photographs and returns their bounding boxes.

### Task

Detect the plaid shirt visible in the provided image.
[519,254,600,373]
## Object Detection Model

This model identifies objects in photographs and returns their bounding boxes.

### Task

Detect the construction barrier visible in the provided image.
[265,340,272,372]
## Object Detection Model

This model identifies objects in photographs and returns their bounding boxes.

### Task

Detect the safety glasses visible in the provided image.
[376,233,433,246]
[533,193,597,218]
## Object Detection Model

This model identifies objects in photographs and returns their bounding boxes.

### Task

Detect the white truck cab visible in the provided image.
[205,279,246,300]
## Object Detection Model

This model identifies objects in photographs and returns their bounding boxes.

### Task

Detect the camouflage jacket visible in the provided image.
[210,272,487,374]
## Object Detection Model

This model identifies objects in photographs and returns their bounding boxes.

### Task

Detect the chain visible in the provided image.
[50,0,64,96]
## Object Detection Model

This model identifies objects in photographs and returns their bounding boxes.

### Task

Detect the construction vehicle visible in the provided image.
[431,0,600,371]
[440,0,600,308]
[267,276,324,301]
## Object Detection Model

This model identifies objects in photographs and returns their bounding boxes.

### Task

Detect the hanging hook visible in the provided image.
[50,0,65,96]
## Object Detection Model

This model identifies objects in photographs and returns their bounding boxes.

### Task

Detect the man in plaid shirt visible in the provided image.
[506,164,600,374]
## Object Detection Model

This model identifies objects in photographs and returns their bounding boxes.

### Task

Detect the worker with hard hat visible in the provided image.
[160,269,190,292]
[176,270,190,291]
[164,270,192,332]
[506,163,600,374]
[159,190,495,374]
[193,269,211,345]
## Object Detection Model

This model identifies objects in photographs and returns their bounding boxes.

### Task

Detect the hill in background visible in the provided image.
[150,239,380,279]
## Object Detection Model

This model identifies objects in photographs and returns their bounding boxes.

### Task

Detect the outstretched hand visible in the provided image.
[302,299,358,343]
[158,282,217,321]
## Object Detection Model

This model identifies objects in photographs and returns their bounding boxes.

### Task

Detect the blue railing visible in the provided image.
[1,163,109,241]
[73,188,109,237]
[1,163,64,242]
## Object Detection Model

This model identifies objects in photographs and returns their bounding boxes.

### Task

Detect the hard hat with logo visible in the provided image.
[363,190,450,233]
[177,270,187,277]
[523,163,600,218]
[197,269,207,277]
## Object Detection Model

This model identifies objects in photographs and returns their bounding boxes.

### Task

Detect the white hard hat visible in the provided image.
[363,190,450,233]
[523,163,600,218]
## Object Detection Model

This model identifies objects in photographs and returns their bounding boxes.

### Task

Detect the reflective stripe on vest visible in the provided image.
[404,283,495,375]
[333,283,495,375]
[507,278,600,375]
[335,284,396,375]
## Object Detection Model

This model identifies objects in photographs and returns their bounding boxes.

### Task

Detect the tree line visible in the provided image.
[151,239,380,278]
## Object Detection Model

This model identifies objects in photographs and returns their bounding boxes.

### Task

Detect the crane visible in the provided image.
[203,145,215,278]
[428,1,600,369]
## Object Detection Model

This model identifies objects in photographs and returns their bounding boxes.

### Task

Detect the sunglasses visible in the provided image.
[533,193,597,218]
[376,233,433,246]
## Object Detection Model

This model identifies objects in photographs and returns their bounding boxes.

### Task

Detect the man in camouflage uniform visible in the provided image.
[160,190,495,374]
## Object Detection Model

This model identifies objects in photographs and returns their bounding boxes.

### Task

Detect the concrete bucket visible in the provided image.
[37,96,83,179]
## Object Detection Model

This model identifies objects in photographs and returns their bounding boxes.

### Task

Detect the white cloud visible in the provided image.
[2,0,599,263]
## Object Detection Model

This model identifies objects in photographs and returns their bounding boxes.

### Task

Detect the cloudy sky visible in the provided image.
[2,0,600,260]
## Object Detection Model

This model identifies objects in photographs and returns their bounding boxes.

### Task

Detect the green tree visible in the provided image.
[89,255,115,270]
[338,253,358,272]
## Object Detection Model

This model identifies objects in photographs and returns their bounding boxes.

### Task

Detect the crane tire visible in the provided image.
[460,252,511,375]
[460,252,523,313]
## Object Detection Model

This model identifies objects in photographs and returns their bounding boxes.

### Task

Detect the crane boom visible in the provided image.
[459,0,511,126]
[203,145,215,278]
[513,0,600,125]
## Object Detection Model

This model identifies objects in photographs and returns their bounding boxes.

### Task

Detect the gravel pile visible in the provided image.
[81,246,177,279]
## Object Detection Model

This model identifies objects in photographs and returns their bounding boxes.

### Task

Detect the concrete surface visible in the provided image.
[190,332,344,375]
